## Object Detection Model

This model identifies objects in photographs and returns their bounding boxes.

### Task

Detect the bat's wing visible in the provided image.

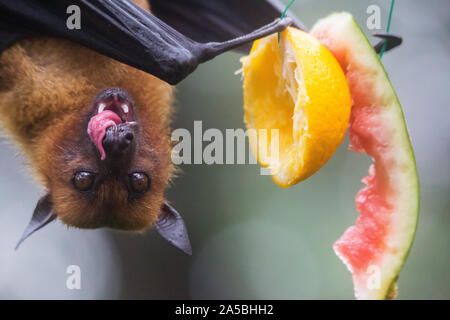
[0,0,401,84]
[150,0,307,53]
[0,0,292,85]
[150,1,403,54]
[0,24,26,54]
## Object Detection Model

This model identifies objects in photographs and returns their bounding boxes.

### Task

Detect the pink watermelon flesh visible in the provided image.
[311,13,419,299]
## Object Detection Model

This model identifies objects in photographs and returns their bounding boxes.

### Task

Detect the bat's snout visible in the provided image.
[102,122,138,158]
[87,88,138,160]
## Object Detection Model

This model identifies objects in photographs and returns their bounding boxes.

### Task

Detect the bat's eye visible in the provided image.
[72,171,95,191]
[129,172,150,194]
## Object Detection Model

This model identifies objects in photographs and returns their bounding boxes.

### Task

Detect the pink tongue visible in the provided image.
[87,110,122,160]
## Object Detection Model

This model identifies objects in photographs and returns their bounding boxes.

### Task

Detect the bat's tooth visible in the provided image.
[121,104,129,113]
[98,103,106,113]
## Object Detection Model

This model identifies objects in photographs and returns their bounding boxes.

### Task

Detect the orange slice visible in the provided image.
[242,27,352,187]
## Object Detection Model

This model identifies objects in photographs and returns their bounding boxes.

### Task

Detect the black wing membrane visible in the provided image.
[150,0,307,52]
[150,0,402,54]
[0,0,291,84]
[0,0,401,84]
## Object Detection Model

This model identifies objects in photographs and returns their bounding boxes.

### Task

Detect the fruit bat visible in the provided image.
[0,0,298,254]
[0,0,401,254]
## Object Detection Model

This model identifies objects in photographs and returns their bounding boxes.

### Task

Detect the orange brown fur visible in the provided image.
[0,1,175,231]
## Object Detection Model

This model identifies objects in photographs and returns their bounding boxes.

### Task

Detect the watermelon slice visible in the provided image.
[311,13,419,299]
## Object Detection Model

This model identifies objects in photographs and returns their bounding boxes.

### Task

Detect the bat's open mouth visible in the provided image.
[96,96,134,123]
[87,88,137,160]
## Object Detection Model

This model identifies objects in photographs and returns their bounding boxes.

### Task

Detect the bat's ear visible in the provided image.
[155,202,192,255]
[15,194,56,250]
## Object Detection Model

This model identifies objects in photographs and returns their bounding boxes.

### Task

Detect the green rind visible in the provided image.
[311,12,419,300]
[347,13,419,300]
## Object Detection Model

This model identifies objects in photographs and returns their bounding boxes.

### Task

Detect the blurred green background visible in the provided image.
[0,0,448,299]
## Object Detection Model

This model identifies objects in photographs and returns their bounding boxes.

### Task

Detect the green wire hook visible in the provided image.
[278,0,296,42]
[379,0,395,59]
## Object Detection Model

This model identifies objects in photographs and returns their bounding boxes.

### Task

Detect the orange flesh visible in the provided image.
[242,29,351,187]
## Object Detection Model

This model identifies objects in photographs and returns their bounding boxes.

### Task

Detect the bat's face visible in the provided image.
[41,88,172,231]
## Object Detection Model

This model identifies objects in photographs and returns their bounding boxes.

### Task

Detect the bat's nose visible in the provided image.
[102,122,138,158]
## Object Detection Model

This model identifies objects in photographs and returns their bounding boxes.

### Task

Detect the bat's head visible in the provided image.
[15,85,190,254]
[19,86,190,253]
[48,87,171,231]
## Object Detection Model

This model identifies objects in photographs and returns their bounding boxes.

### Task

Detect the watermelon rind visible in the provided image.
[311,13,419,300]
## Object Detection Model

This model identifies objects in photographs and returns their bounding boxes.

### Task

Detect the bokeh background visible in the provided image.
[0,0,448,299]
